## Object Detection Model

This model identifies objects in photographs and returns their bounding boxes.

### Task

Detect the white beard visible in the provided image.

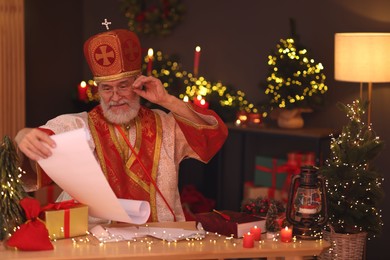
[100,97,141,125]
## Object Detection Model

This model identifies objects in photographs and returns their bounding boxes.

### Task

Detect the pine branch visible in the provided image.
[0,135,27,240]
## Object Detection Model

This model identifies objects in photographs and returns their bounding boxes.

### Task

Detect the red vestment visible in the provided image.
[31,103,228,222]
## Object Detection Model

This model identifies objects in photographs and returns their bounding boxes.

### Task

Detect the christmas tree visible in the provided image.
[0,136,27,240]
[263,19,328,111]
[320,100,385,237]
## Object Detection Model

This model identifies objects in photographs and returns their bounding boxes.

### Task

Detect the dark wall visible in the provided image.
[25,1,390,259]
[25,0,84,126]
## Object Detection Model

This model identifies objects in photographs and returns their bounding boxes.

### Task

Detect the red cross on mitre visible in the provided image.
[123,39,140,62]
[94,44,116,66]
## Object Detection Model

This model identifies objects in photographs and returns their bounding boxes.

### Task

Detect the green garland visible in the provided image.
[78,50,260,122]
[121,0,185,36]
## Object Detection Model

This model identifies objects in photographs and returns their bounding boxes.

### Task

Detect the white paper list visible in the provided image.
[38,128,150,225]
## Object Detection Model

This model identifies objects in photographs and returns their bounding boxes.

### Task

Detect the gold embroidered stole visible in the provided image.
[88,105,162,221]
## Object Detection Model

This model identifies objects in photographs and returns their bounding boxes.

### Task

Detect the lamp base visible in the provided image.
[292,226,323,240]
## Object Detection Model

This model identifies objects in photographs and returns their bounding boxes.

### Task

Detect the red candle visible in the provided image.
[243,232,254,248]
[248,113,261,124]
[280,226,293,243]
[199,98,209,109]
[236,111,248,125]
[147,48,154,76]
[193,46,201,77]
[250,226,261,241]
[78,81,88,101]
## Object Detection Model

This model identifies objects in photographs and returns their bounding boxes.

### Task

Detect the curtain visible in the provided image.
[0,0,25,139]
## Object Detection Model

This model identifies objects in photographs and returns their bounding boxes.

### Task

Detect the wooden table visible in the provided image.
[0,222,330,260]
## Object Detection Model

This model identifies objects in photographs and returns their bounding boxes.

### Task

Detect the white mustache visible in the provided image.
[109,101,130,107]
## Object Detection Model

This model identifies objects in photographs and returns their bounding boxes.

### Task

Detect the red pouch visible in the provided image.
[6,197,53,251]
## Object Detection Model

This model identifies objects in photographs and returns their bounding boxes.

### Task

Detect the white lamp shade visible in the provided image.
[334,33,390,83]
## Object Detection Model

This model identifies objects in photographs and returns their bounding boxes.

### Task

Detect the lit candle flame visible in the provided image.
[80,81,87,88]
[148,48,154,57]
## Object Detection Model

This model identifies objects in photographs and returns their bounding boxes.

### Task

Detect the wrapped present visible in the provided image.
[254,152,317,193]
[243,182,288,202]
[40,200,88,240]
[34,183,63,206]
[254,156,289,189]
[287,151,316,169]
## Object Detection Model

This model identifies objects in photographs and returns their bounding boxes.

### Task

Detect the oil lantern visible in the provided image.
[286,165,328,239]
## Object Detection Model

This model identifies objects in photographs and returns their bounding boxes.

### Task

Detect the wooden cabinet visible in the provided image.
[216,123,336,211]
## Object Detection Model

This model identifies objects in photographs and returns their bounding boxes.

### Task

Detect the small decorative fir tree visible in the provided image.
[0,136,27,240]
[263,19,328,110]
[320,100,385,237]
[265,203,280,232]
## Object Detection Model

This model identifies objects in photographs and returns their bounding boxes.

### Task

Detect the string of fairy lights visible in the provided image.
[322,100,384,239]
[78,37,330,124]
[68,228,306,250]
[78,49,260,123]
[264,38,328,110]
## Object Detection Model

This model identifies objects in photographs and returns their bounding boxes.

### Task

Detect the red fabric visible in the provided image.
[174,103,228,163]
[180,185,215,221]
[47,184,54,203]
[40,199,79,211]
[37,128,55,187]
[6,197,53,251]
[83,29,142,80]
[88,105,161,222]
[64,209,70,238]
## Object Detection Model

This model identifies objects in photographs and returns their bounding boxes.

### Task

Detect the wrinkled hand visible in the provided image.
[131,75,170,106]
[15,128,56,161]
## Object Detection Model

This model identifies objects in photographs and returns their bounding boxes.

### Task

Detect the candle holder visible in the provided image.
[286,166,328,240]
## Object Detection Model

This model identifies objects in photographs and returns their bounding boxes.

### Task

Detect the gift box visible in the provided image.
[243,182,288,202]
[287,151,316,169]
[40,200,88,240]
[254,156,289,189]
[254,152,317,191]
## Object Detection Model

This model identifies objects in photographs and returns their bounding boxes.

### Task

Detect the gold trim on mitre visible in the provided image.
[94,69,141,83]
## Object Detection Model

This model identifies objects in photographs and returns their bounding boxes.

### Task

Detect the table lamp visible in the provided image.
[334,32,390,125]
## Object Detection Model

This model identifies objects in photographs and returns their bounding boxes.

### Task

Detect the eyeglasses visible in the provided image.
[99,77,137,96]
[100,85,132,96]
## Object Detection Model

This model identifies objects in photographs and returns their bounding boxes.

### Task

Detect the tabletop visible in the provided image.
[0,222,330,260]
